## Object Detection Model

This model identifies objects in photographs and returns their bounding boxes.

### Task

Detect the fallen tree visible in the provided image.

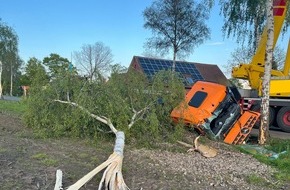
[53,99,130,189]
[24,67,185,189]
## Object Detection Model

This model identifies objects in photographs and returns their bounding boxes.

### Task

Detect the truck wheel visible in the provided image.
[276,107,290,133]
[251,105,275,128]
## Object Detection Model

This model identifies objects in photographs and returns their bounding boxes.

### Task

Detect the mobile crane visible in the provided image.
[232,0,290,132]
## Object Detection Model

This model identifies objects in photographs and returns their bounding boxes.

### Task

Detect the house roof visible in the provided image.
[129,56,229,88]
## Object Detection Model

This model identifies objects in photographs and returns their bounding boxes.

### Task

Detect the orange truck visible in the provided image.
[171,81,260,145]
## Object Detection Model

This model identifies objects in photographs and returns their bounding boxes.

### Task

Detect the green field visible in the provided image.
[0,99,27,115]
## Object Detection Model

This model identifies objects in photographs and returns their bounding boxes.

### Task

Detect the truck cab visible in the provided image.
[171,81,260,144]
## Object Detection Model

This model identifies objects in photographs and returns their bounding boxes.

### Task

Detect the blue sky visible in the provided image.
[0,0,288,75]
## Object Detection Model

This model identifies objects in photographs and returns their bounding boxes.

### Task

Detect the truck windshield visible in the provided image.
[188,91,207,108]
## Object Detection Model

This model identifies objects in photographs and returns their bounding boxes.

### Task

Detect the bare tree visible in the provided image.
[74,42,113,82]
[224,46,253,75]
[273,46,286,70]
[143,0,211,71]
[225,45,285,75]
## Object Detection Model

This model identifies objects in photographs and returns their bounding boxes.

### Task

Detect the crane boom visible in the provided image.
[232,0,288,93]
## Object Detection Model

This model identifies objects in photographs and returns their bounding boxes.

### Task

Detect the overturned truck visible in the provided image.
[171,81,260,145]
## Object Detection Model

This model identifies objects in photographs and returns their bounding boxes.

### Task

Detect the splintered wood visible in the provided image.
[177,135,218,158]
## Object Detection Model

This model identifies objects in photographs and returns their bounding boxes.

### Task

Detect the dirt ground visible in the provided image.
[0,112,289,190]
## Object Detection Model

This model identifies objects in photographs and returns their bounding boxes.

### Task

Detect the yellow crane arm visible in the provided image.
[232,0,288,91]
[252,0,287,66]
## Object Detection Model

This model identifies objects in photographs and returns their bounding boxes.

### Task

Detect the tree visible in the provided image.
[43,53,72,79]
[12,55,24,96]
[259,0,274,145]
[220,0,267,49]
[143,0,211,71]
[225,45,285,75]
[43,53,77,101]
[0,19,19,97]
[24,68,185,140]
[228,78,243,88]
[224,46,253,75]
[21,57,49,86]
[219,0,290,50]
[74,42,113,82]
[24,66,185,188]
[272,46,286,70]
[0,60,2,99]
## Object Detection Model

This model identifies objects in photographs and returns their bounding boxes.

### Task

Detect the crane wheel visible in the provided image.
[276,107,290,133]
[251,105,275,128]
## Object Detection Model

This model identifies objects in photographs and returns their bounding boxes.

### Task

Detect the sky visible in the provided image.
[0,0,288,76]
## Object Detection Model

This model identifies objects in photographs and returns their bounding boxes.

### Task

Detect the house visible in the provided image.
[129,56,229,90]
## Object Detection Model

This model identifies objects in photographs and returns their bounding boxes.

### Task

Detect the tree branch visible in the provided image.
[54,99,117,134]
[128,102,154,129]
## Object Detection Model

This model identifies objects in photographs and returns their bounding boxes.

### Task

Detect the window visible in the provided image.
[183,74,195,86]
[185,76,194,85]
[188,91,208,108]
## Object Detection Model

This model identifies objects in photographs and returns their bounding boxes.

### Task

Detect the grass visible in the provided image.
[0,147,7,153]
[246,174,269,185]
[263,139,290,182]
[0,99,27,115]
[31,153,48,160]
[239,138,290,183]
[31,153,59,167]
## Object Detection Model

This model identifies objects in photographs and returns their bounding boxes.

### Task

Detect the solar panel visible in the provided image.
[137,57,204,86]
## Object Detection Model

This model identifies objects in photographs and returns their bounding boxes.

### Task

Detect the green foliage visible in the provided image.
[267,138,290,153]
[24,76,92,138]
[0,19,18,58]
[0,100,27,115]
[219,0,290,49]
[0,19,23,96]
[20,57,49,86]
[24,65,185,146]
[43,53,75,79]
[228,78,243,88]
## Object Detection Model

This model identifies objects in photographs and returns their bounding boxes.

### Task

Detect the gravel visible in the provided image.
[125,141,283,190]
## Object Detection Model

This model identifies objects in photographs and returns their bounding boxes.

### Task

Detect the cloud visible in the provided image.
[206,42,224,46]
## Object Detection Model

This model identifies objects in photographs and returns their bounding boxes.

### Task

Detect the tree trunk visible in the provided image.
[10,62,13,96]
[259,0,274,145]
[254,15,260,52]
[0,61,3,99]
[53,100,129,190]
[172,50,176,72]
